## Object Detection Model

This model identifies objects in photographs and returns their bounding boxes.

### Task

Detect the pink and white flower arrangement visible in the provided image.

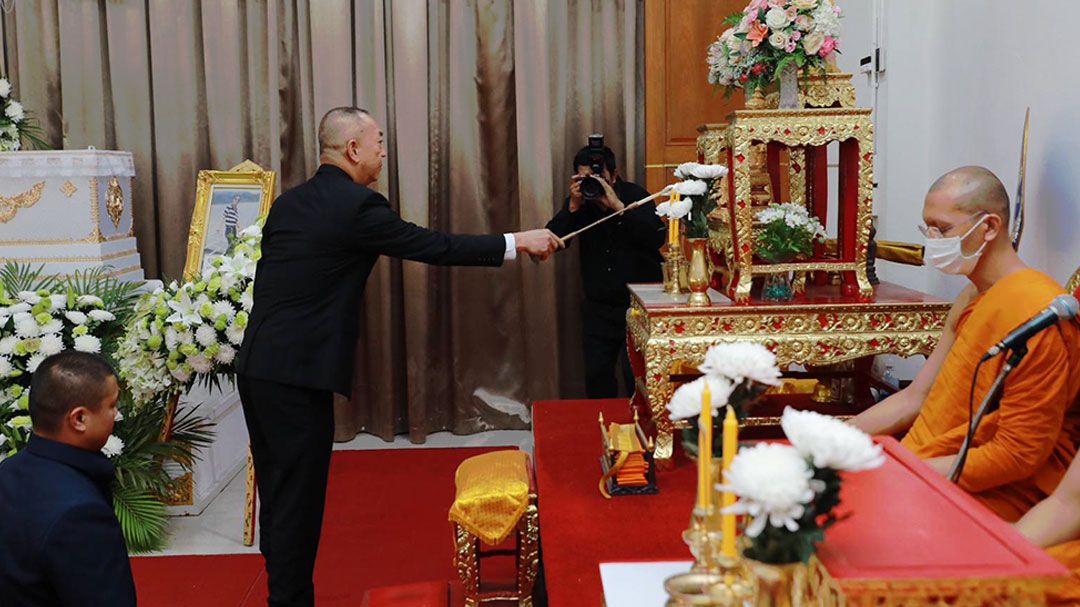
[707,0,842,96]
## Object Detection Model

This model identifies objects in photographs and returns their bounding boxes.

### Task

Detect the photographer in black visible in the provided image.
[547,135,664,398]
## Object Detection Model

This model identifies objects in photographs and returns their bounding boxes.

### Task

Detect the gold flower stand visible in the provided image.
[449,451,540,607]
[625,282,951,466]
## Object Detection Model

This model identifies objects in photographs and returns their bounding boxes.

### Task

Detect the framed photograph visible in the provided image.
[183,160,276,280]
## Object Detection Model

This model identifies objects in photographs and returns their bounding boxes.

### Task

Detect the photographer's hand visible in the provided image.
[568,175,584,213]
[598,178,624,213]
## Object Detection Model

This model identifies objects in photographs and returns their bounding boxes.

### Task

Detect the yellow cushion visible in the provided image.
[448,451,530,545]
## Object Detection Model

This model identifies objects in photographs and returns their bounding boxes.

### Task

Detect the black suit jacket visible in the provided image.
[0,435,136,607]
[237,164,507,395]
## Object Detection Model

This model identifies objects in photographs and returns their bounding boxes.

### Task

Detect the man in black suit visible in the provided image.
[0,352,136,607]
[547,142,664,398]
[236,106,562,607]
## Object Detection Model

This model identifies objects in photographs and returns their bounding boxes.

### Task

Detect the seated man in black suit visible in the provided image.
[236,106,563,607]
[0,351,136,607]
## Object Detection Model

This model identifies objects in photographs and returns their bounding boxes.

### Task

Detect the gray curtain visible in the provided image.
[0,0,644,441]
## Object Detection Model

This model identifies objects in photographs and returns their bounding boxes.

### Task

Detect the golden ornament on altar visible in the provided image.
[105,176,125,229]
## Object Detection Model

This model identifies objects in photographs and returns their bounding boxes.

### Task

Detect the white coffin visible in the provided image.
[0,150,145,281]
[166,379,250,516]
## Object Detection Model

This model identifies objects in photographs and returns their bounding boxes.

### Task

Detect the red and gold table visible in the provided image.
[533,399,1068,606]
[626,282,952,464]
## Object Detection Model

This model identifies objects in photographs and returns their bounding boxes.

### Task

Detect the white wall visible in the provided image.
[829,1,1080,380]
[843,0,1080,298]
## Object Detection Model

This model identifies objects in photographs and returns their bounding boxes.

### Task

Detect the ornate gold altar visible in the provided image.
[696,72,879,303]
[626,283,951,464]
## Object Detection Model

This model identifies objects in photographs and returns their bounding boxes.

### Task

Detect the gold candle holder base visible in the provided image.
[663,243,688,295]
[665,555,755,607]
[687,291,712,306]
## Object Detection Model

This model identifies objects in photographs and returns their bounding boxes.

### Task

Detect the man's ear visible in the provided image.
[984,213,1005,242]
[68,406,90,432]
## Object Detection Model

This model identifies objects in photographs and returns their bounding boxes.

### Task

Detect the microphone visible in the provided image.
[982,294,1079,361]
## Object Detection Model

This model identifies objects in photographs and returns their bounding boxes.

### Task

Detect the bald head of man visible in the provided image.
[318,107,385,186]
[922,165,1018,277]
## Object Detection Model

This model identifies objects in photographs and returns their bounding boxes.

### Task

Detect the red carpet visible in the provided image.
[132,447,507,606]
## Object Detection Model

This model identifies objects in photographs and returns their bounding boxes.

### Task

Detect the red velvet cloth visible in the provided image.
[533,399,1068,606]
[133,447,507,606]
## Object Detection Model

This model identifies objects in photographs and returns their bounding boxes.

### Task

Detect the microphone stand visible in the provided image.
[947,345,1028,483]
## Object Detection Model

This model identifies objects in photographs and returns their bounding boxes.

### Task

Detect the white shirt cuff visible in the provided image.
[503,233,517,261]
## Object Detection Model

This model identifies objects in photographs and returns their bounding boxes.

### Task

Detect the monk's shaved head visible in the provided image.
[318,107,371,154]
[928,166,1010,228]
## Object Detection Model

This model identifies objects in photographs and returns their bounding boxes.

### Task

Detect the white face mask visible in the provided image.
[923,215,988,275]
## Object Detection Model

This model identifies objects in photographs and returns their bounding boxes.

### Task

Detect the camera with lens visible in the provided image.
[579,133,607,202]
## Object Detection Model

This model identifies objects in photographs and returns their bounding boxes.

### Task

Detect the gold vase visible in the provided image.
[685,238,711,306]
[746,560,807,607]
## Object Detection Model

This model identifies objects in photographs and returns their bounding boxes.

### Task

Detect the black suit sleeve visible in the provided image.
[546,197,590,239]
[354,193,506,267]
[44,504,137,607]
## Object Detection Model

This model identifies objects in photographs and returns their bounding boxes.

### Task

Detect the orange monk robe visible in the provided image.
[902,269,1080,522]
[1047,541,1080,606]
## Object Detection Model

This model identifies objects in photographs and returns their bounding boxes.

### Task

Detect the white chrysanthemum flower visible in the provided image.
[48,294,68,310]
[114,408,124,422]
[16,291,40,305]
[0,336,17,355]
[164,326,180,351]
[0,356,12,378]
[672,179,708,197]
[215,344,236,365]
[5,101,24,123]
[0,78,10,98]
[27,353,46,373]
[698,342,782,386]
[675,162,726,181]
[664,198,693,220]
[211,300,236,321]
[101,435,125,458]
[39,333,65,356]
[76,295,105,308]
[39,319,63,334]
[64,310,88,325]
[7,302,30,315]
[225,322,246,345]
[188,354,213,375]
[666,375,735,420]
[719,443,817,537]
[14,316,39,338]
[239,224,262,239]
[654,201,671,217]
[195,324,218,347]
[73,335,102,353]
[177,329,194,346]
[87,309,115,322]
[781,407,885,472]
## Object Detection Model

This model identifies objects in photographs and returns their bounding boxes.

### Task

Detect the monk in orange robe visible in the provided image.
[852,166,1080,522]
[1016,453,1080,604]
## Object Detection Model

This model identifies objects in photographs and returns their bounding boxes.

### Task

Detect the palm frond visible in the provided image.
[112,482,169,553]
[62,267,143,323]
[0,262,57,293]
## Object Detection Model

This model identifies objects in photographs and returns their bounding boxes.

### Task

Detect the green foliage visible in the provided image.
[111,390,214,553]
[754,204,824,264]
[112,482,169,553]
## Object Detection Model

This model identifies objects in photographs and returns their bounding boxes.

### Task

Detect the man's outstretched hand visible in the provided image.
[513,229,564,262]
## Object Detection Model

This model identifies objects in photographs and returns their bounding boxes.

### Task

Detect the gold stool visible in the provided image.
[449,451,540,607]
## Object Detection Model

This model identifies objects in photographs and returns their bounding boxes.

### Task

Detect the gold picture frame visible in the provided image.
[183,160,276,281]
